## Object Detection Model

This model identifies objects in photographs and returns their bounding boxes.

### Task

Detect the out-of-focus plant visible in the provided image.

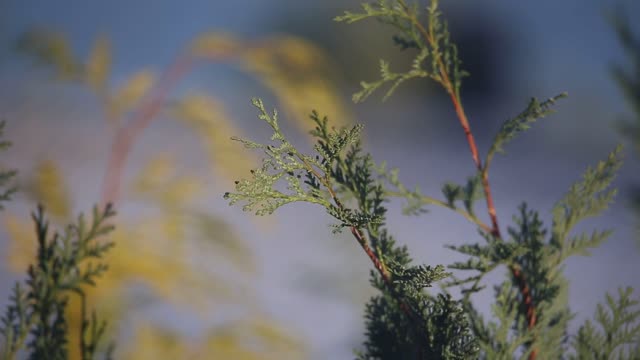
[1,203,116,360]
[0,122,17,210]
[2,25,353,359]
[610,6,640,247]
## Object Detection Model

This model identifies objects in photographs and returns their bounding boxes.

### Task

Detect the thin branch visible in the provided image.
[299,156,418,321]
[398,2,538,357]
[385,190,493,233]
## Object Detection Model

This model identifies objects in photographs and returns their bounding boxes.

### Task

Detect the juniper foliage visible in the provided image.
[562,9,640,359]
[225,99,479,359]
[0,199,116,360]
[226,0,640,359]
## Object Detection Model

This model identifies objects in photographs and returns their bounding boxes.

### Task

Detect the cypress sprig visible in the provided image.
[485,93,568,171]
[571,287,640,359]
[225,98,479,357]
[335,0,468,103]
[223,97,363,217]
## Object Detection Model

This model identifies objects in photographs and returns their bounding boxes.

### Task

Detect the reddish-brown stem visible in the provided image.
[445,84,540,346]
[349,225,415,318]
[100,55,193,206]
[445,40,539,360]
[350,227,391,282]
[446,92,501,238]
[445,51,539,360]
[402,4,538,358]
[301,159,416,320]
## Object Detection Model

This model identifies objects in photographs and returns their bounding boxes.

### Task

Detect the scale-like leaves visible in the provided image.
[441,174,484,216]
[85,35,111,93]
[357,292,478,360]
[108,69,155,119]
[483,281,532,359]
[551,145,623,255]
[391,263,450,293]
[224,98,364,217]
[336,0,468,102]
[571,287,640,359]
[485,93,567,170]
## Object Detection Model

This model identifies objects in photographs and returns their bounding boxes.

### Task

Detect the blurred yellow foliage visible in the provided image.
[132,154,203,206]
[172,94,258,183]
[189,32,354,137]
[4,28,355,359]
[2,153,278,359]
[86,34,111,94]
[241,36,353,134]
[189,210,255,274]
[125,324,193,360]
[3,208,250,359]
[126,319,305,360]
[26,159,71,220]
[132,154,176,193]
[191,32,241,59]
[108,69,156,120]
[3,213,34,272]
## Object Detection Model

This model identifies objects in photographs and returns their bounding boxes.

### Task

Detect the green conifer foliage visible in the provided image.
[565,9,640,359]
[224,99,478,359]
[226,0,640,359]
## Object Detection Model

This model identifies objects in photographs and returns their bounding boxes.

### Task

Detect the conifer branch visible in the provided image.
[225,100,421,321]
[224,100,484,358]
[571,287,640,359]
[225,1,631,358]
[379,165,492,233]
[335,1,561,357]
[387,189,492,232]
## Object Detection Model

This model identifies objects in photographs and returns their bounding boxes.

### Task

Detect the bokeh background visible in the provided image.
[1,0,639,359]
